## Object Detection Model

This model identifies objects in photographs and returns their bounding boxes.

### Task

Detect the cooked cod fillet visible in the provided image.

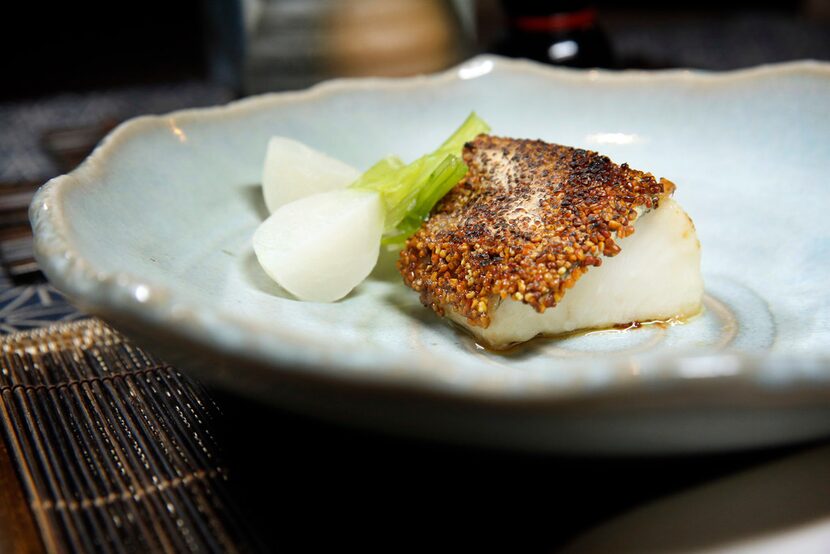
[398,135,703,348]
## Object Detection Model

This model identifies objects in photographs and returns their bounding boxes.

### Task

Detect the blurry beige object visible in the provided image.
[241,0,467,93]
[326,0,461,76]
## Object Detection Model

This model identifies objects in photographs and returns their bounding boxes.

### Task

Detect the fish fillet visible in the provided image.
[398,135,703,348]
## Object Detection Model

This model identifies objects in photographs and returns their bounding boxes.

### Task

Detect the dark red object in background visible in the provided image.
[496,1,613,67]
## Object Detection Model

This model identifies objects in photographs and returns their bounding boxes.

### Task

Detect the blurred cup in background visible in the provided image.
[208,0,472,94]
[326,0,463,77]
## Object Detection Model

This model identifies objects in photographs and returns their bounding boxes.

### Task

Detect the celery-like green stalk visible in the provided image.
[350,112,490,242]
[381,155,467,246]
[354,155,405,185]
[437,112,491,156]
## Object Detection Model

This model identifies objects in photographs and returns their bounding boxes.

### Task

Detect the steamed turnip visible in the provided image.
[261,137,361,212]
[253,189,384,301]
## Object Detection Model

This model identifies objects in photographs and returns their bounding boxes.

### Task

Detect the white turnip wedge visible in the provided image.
[261,137,361,212]
[253,189,384,302]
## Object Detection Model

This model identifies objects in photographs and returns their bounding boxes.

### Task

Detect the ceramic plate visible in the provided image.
[31,56,830,454]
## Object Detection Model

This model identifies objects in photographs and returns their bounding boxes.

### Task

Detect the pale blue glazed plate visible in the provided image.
[30,56,830,454]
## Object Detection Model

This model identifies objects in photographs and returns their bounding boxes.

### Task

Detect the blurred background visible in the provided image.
[7,0,830,102]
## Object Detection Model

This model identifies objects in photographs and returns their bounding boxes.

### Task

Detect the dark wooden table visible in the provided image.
[0,431,43,553]
[211,389,826,553]
[0,307,823,553]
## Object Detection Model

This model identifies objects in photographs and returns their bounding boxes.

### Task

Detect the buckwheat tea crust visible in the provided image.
[398,135,703,347]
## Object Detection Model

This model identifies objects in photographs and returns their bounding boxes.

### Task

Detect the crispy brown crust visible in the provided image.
[397,135,674,328]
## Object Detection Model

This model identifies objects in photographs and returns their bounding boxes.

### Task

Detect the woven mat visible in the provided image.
[0,319,257,553]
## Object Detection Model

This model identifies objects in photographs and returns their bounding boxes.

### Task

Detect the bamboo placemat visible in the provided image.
[0,319,258,553]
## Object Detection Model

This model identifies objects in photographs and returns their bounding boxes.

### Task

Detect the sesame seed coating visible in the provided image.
[397,135,675,328]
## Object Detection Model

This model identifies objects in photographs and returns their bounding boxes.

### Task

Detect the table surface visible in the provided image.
[0,316,825,553]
